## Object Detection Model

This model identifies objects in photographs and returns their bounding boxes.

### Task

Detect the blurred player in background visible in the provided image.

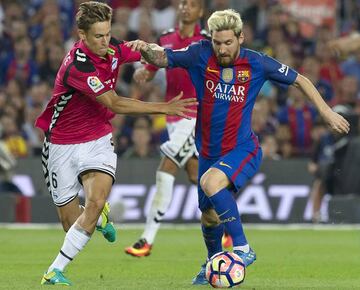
[35,1,196,286]
[125,0,210,258]
[127,9,349,285]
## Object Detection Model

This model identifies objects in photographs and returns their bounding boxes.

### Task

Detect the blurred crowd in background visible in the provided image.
[0,0,360,164]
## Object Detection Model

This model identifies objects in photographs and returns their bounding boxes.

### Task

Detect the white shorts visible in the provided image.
[41,133,117,206]
[160,118,198,168]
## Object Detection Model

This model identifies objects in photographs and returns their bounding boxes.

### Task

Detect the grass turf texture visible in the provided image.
[0,227,359,289]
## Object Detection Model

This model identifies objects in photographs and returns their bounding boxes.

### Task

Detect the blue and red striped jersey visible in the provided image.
[166,40,298,158]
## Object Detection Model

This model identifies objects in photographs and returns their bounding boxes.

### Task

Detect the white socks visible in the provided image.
[142,171,175,244]
[47,224,91,273]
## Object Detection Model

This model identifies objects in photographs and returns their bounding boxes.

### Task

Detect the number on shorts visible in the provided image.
[51,172,58,188]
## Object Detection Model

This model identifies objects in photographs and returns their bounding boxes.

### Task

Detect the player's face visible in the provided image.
[178,0,203,24]
[212,30,244,67]
[79,21,111,57]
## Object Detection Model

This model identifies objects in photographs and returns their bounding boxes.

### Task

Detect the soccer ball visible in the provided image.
[205,251,246,288]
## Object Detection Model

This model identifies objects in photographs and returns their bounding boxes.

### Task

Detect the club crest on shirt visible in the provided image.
[111,57,118,71]
[221,68,233,83]
[237,70,250,83]
[87,76,104,93]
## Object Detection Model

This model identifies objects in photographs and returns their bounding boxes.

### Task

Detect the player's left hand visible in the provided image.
[126,40,149,52]
[321,108,350,134]
[327,39,346,57]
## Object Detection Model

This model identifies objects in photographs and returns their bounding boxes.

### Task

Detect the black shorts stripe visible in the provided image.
[55,193,79,207]
[41,139,52,197]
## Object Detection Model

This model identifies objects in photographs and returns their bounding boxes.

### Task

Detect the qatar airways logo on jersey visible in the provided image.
[206,80,245,103]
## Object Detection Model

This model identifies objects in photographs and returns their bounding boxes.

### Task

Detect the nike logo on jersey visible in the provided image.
[218,209,230,218]
[207,67,220,73]
[219,161,232,169]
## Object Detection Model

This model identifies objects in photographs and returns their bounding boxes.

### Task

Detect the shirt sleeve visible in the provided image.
[261,54,298,88]
[66,65,112,99]
[165,41,202,69]
[144,63,160,72]
[119,42,141,63]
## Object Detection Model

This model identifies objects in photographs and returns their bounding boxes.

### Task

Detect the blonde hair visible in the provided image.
[207,9,243,37]
[76,1,112,32]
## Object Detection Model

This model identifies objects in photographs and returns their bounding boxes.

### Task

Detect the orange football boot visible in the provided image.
[125,238,152,257]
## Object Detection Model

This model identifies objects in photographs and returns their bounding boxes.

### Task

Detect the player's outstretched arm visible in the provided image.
[126,40,168,68]
[97,90,197,119]
[293,74,350,134]
[327,33,360,56]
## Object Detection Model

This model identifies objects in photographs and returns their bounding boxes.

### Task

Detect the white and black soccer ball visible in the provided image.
[205,251,246,288]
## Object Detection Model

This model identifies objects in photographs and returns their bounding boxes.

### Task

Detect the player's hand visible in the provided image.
[133,68,151,84]
[126,40,148,52]
[321,108,350,134]
[327,39,347,57]
[164,91,198,119]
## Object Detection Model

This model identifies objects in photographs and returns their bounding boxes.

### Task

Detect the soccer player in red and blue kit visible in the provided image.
[127,9,350,285]
[125,0,209,258]
[36,1,196,286]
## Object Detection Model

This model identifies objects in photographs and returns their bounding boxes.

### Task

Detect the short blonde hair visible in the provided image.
[207,9,243,37]
[76,1,112,32]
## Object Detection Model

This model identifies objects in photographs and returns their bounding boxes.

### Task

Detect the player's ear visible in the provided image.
[199,7,204,18]
[238,31,244,45]
[78,29,86,41]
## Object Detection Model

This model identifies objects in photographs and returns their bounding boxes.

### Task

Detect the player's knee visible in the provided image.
[85,198,106,214]
[200,172,218,196]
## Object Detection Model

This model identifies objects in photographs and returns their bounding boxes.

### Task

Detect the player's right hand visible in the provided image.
[133,68,150,84]
[165,91,198,119]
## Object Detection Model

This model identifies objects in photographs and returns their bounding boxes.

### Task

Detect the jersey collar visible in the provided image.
[78,40,109,63]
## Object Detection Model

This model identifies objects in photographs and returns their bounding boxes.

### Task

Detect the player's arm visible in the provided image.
[262,54,349,134]
[126,40,168,67]
[327,33,360,56]
[292,74,349,134]
[126,40,201,69]
[97,90,197,119]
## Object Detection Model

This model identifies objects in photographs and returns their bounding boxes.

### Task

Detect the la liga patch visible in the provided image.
[87,76,104,93]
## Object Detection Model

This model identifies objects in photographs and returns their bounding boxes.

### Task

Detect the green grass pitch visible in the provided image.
[0,226,359,289]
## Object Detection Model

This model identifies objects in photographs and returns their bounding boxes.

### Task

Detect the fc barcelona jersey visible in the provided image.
[166,40,298,158]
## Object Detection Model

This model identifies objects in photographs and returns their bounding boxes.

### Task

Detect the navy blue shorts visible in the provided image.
[197,135,262,212]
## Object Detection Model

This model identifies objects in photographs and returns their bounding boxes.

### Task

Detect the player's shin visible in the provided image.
[201,223,224,259]
[47,223,91,273]
[208,188,248,250]
[142,171,175,244]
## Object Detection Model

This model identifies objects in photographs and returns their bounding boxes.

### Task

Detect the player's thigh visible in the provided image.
[78,133,117,204]
[160,118,197,168]
[45,142,83,207]
[212,140,262,192]
[78,133,117,182]
[81,170,113,205]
